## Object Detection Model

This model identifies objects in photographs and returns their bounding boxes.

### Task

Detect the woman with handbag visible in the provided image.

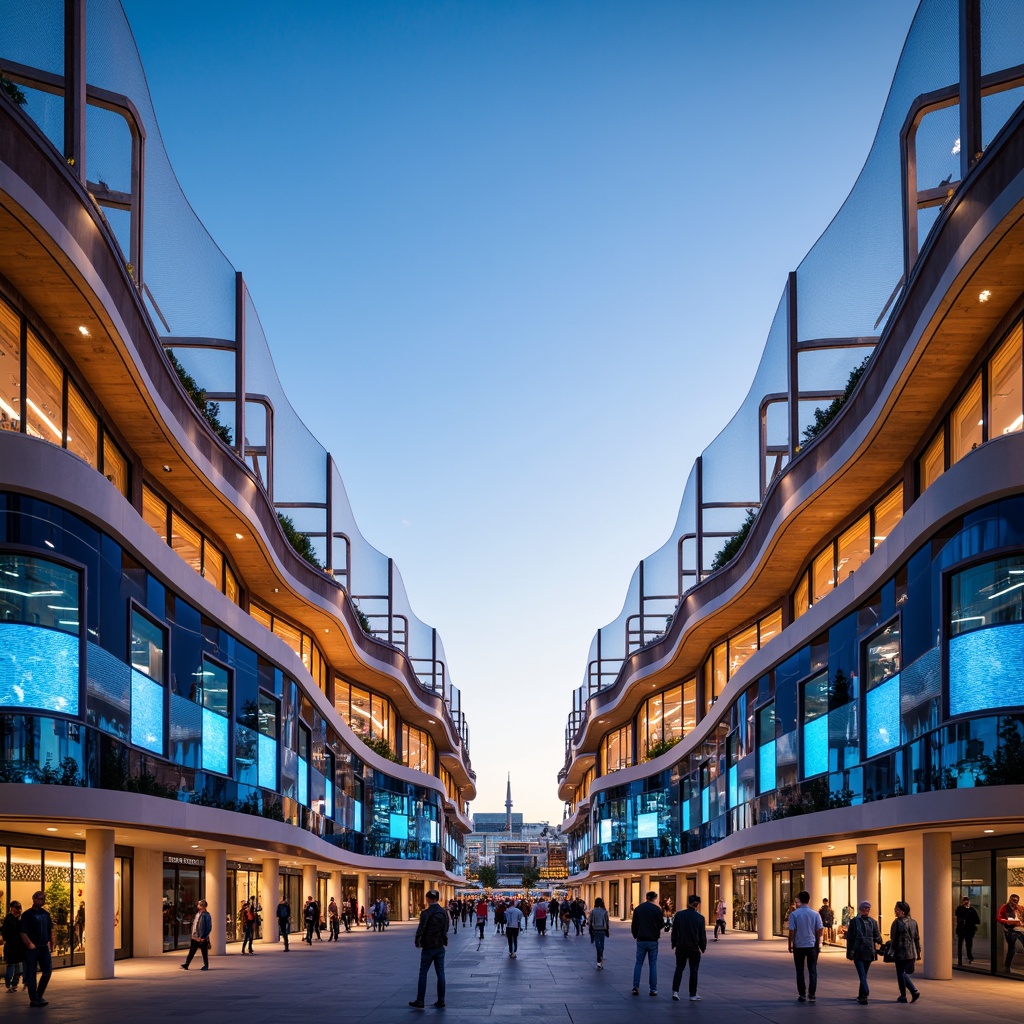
[889,901,922,1003]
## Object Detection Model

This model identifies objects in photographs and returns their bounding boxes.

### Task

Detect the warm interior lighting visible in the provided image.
[235,532,244,539]
[78,325,90,336]
[984,829,995,834]
[26,398,63,440]
[0,397,18,419]
[1005,414,1024,433]
[45,827,58,832]
[162,464,171,472]
[979,289,991,302]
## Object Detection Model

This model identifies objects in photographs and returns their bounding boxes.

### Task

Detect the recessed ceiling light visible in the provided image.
[273,588,279,593]
[235,532,244,540]
[984,829,994,834]
[191,844,200,849]
[979,289,991,302]
[429,719,435,724]
[827,844,835,850]
[78,325,90,336]
[46,827,58,832]
[324,627,329,633]
[162,465,171,473]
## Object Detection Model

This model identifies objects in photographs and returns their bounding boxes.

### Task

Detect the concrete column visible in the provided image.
[804,851,823,904]
[261,858,280,944]
[621,875,630,918]
[204,849,226,957]
[331,869,344,923]
[640,873,652,900]
[400,875,410,923]
[85,828,115,979]
[720,864,733,932]
[856,843,878,914]
[697,867,710,919]
[132,848,164,958]
[756,858,773,941]
[357,871,369,923]
[922,832,952,980]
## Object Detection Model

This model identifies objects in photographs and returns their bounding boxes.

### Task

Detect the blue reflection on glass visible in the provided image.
[866,674,900,757]
[354,800,363,832]
[701,787,709,823]
[131,668,163,754]
[759,740,776,793]
[682,800,690,831]
[389,812,409,840]
[804,715,829,777]
[325,777,333,818]
[949,624,1024,715]
[298,756,308,805]
[258,734,277,790]
[0,623,79,715]
[728,764,738,807]
[202,708,228,775]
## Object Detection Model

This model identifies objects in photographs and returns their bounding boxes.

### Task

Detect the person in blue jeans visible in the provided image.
[588,897,610,969]
[19,891,53,1008]
[409,890,449,1009]
[631,890,664,996]
[845,901,882,1004]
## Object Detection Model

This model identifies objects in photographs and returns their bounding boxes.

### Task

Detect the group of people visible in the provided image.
[2,892,55,1007]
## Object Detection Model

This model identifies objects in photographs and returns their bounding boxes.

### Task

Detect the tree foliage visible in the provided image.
[477,865,498,889]
[710,507,758,571]
[277,512,323,569]
[166,348,233,445]
[801,356,870,446]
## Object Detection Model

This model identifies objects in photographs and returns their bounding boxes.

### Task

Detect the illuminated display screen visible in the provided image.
[354,800,363,832]
[759,740,776,793]
[390,813,409,840]
[258,734,277,790]
[202,707,229,775]
[636,811,658,839]
[599,818,612,845]
[0,623,79,716]
[325,777,333,818]
[866,674,900,758]
[298,756,308,806]
[803,715,829,777]
[949,624,1024,715]
[131,668,163,754]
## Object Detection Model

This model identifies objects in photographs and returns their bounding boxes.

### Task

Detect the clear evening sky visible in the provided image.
[120,0,920,824]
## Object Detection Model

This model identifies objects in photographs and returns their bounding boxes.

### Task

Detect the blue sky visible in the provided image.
[121,0,920,823]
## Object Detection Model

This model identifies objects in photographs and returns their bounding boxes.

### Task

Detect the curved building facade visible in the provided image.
[0,0,474,976]
[559,0,1024,982]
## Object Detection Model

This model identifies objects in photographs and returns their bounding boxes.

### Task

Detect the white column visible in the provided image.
[261,857,280,944]
[856,843,878,915]
[720,864,733,932]
[204,849,226,957]
[756,858,773,941]
[922,832,952,980]
[132,848,163,958]
[621,875,630,918]
[697,867,710,919]
[357,872,369,925]
[331,869,344,927]
[303,864,318,907]
[640,873,652,901]
[85,828,115,979]
[804,851,823,904]
[400,875,410,923]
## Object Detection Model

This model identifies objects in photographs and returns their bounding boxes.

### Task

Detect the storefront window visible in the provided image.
[951,374,983,464]
[873,485,903,547]
[66,382,98,469]
[837,515,871,583]
[25,334,62,446]
[989,326,1023,438]
[812,545,836,603]
[0,300,21,432]
[201,658,230,775]
[920,430,945,491]
[130,608,166,682]
[142,486,169,543]
[170,512,202,575]
[101,435,129,497]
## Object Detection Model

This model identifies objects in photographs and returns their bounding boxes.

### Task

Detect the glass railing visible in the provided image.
[0,0,470,759]
[562,0,1024,757]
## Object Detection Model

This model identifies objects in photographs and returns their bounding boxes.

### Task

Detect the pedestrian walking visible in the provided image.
[303,896,318,943]
[845,900,882,1004]
[631,890,664,997]
[713,897,727,940]
[670,894,707,1002]
[475,897,488,939]
[996,893,1022,973]
[327,898,340,941]
[409,890,449,1009]
[505,902,526,958]
[3,900,25,992]
[889,901,921,1003]
[589,896,610,969]
[534,900,547,935]
[276,896,291,950]
[955,895,980,965]
[180,899,212,972]
[19,890,54,1006]
[787,890,823,1003]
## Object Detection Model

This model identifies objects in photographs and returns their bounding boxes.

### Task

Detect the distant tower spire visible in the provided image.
[505,773,513,833]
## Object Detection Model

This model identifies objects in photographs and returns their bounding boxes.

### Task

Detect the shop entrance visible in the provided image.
[733,866,757,931]
[163,858,203,952]
[369,879,400,921]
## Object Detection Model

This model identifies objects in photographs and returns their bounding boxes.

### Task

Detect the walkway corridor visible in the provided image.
[7,923,1022,1022]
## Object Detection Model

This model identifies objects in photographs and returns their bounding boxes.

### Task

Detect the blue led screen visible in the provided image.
[0,623,79,715]
[637,811,658,839]
[354,800,363,832]
[389,812,409,840]
[759,740,776,793]
[298,756,308,806]
[949,624,1024,716]
[866,674,900,757]
[700,788,709,823]
[599,818,612,845]
[325,777,333,818]
[258,733,276,790]
[728,764,738,807]
[202,707,229,775]
[804,715,829,777]
[131,668,163,754]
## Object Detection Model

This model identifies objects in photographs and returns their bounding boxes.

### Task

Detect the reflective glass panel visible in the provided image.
[920,431,944,491]
[873,485,903,548]
[170,513,202,574]
[951,374,983,463]
[201,658,230,716]
[989,325,1023,437]
[812,546,835,603]
[203,542,223,592]
[66,382,98,468]
[866,621,901,690]
[837,515,870,583]
[682,678,697,735]
[729,624,758,678]
[865,674,900,757]
[131,667,164,753]
[142,485,168,543]
[950,556,1024,636]
[794,574,810,619]
[102,435,129,496]
[25,333,62,445]
[0,553,80,634]
[0,299,21,431]
[759,609,783,648]
[130,608,165,682]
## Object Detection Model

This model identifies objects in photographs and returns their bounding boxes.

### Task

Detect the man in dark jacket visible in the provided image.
[19,891,53,1007]
[630,890,664,996]
[670,894,707,1002]
[845,901,882,1004]
[409,890,449,1009]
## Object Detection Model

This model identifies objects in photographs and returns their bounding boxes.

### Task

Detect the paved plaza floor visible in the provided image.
[6,922,1021,1023]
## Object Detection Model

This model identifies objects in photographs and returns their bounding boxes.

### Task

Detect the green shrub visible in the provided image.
[801,356,870,446]
[710,507,757,571]
[277,512,323,569]
[166,348,233,445]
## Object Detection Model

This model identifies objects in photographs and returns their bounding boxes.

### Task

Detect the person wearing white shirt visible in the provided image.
[787,891,824,1003]
[504,903,526,958]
